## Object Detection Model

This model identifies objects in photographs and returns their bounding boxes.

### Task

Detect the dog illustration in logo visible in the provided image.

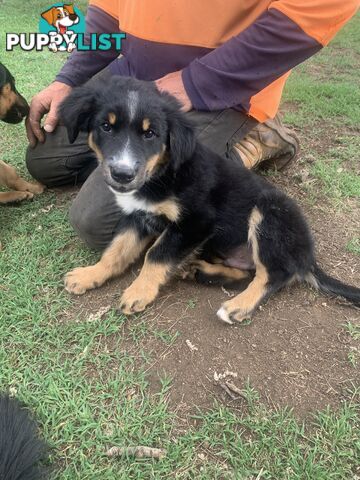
[41,4,79,52]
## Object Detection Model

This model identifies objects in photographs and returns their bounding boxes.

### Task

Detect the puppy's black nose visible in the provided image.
[69,14,78,21]
[110,165,136,184]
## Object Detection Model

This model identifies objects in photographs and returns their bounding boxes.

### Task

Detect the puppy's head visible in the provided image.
[60,77,196,193]
[0,63,29,124]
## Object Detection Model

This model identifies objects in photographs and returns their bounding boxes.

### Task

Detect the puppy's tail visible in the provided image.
[0,394,48,480]
[307,264,360,307]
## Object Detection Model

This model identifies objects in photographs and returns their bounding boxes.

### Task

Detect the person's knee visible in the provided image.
[69,194,110,251]
[26,126,96,187]
[70,167,119,251]
[26,139,72,187]
[26,144,52,186]
[69,200,97,250]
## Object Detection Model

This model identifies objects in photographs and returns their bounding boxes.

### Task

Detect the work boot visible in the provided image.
[234,114,299,170]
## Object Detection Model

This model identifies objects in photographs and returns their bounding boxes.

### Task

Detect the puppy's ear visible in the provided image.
[167,109,196,169]
[59,86,98,143]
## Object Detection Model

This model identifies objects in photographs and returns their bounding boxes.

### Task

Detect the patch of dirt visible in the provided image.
[64,123,360,420]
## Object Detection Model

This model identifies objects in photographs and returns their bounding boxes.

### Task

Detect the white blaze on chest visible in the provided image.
[111,189,180,222]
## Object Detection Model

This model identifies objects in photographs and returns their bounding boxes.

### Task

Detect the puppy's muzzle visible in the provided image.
[2,92,29,124]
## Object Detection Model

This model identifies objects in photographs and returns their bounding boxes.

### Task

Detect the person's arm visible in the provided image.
[27,5,121,146]
[180,0,359,112]
[55,5,121,87]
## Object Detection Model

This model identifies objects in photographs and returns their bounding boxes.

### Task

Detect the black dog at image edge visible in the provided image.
[0,394,48,479]
[59,76,360,323]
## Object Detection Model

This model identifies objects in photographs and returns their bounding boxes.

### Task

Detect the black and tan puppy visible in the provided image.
[0,63,44,204]
[60,77,360,324]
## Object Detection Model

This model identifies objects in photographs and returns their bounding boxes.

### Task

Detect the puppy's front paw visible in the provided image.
[64,266,104,295]
[26,181,45,195]
[217,301,252,325]
[2,191,34,203]
[17,191,34,202]
[119,283,157,315]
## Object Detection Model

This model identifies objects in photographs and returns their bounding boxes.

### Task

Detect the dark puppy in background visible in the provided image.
[0,393,48,479]
[0,63,44,204]
[60,77,360,323]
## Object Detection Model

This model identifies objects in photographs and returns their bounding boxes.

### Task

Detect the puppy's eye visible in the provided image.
[57,14,62,18]
[143,129,155,139]
[101,122,112,132]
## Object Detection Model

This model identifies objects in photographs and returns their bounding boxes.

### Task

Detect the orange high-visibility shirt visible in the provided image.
[74,0,359,120]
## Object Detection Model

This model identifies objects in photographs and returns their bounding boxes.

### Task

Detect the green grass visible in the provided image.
[309,136,360,200]
[282,15,360,128]
[343,322,360,369]
[0,2,359,478]
[346,237,360,256]
[343,322,360,341]
[282,15,360,203]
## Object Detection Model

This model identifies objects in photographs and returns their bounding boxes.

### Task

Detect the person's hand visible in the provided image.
[26,81,72,147]
[155,71,192,112]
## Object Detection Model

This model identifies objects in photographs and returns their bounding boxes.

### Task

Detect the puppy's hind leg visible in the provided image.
[187,259,250,283]
[217,265,270,324]
[217,208,270,324]
[217,202,297,324]
[217,191,315,324]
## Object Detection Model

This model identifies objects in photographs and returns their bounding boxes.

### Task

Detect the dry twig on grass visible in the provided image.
[214,371,247,400]
[106,445,167,459]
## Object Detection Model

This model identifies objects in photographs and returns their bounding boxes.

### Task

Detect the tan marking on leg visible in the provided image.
[64,230,151,295]
[108,112,116,125]
[142,118,150,131]
[248,207,263,241]
[0,191,34,204]
[218,268,268,324]
[88,132,104,162]
[191,259,249,281]
[0,84,17,119]
[218,207,268,323]
[120,260,171,314]
[120,233,172,313]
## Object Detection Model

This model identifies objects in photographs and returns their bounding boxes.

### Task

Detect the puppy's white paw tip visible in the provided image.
[217,307,233,324]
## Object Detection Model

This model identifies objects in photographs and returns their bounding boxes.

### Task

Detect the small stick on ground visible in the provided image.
[106,446,167,459]
[219,382,238,400]
[225,381,248,400]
